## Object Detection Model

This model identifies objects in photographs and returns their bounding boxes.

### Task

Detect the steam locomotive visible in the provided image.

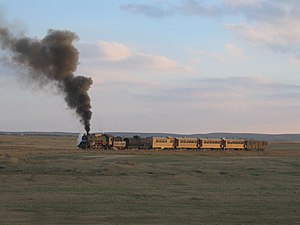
[77,133,268,151]
[77,133,126,150]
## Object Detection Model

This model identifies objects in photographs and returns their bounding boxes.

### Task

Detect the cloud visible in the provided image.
[177,0,225,17]
[78,41,131,62]
[224,44,249,60]
[190,44,249,62]
[121,1,300,55]
[76,40,193,93]
[225,0,261,7]
[128,53,193,72]
[289,56,300,67]
[227,19,300,53]
[77,65,161,89]
[134,76,300,112]
[195,76,300,93]
[78,40,192,73]
[120,0,289,20]
[119,3,173,18]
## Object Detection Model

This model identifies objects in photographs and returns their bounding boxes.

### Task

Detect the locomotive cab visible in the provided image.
[77,133,90,149]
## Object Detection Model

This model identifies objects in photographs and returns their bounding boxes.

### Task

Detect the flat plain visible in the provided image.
[0,135,299,225]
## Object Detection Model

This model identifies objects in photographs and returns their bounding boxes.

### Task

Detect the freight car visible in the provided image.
[245,140,268,151]
[124,136,152,149]
[77,134,268,151]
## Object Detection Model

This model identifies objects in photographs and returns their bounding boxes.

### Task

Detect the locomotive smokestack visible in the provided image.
[0,24,92,132]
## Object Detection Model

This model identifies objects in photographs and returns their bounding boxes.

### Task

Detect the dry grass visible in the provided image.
[0,135,299,224]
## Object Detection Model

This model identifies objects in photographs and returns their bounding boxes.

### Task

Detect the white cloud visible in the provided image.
[130,53,193,72]
[190,44,249,62]
[224,44,249,61]
[121,1,300,55]
[77,65,161,89]
[125,76,300,133]
[289,56,300,67]
[78,41,131,62]
[190,49,224,61]
[78,40,192,73]
[137,76,300,113]
[227,19,300,52]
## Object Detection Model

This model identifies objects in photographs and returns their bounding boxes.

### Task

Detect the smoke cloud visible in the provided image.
[0,25,92,133]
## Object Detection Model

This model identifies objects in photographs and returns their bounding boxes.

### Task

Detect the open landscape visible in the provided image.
[1,1,300,225]
[0,134,299,225]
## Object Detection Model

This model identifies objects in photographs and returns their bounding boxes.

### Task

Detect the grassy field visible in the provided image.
[0,135,299,225]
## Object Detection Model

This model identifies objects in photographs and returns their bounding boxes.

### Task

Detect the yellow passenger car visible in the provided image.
[152,137,175,149]
[199,138,222,150]
[175,138,199,149]
[222,139,245,150]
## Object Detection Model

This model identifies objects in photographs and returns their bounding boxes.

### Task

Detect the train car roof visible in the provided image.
[222,139,245,141]
[152,136,174,139]
[176,137,198,140]
[200,138,222,140]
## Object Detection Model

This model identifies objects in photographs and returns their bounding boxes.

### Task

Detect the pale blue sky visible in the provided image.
[0,0,300,133]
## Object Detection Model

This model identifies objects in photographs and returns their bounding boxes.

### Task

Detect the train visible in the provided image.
[77,133,268,151]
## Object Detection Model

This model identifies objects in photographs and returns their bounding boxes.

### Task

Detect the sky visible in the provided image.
[0,0,300,134]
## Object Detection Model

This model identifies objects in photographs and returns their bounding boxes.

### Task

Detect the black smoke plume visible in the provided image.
[0,26,92,133]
